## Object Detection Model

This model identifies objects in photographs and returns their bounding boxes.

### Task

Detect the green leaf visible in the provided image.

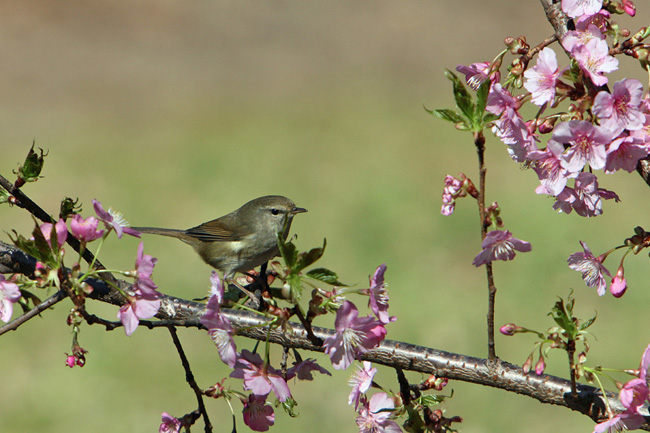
[14,142,47,184]
[306,267,348,286]
[60,197,82,219]
[425,107,466,124]
[0,186,11,205]
[416,394,447,406]
[474,78,491,123]
[445,69,475,121]
[288,273,303,303]
[550,298,577,339]
[579,312,597,331]
[294,239,326,272]
[482,112,501,125]
[276,233,298,267]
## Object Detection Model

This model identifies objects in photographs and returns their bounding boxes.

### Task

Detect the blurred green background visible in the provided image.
[2,1,650,432]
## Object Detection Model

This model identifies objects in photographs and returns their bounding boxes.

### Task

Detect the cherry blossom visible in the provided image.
[323,301,387,370]
[524,47,563,106]
[472,230,532,267]
[567,241,611,296]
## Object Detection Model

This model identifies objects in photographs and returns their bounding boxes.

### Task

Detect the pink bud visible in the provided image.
[500,323,517,336]
[610,266,627,298]
[535,357,546,375]
[65,355,76,368]
[522,354,534,374]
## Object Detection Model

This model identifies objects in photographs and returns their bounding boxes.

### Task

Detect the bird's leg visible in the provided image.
[228,278,260,308]
[242,262,270,311]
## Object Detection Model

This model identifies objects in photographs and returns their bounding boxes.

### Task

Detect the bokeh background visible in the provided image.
[2,1,650,432]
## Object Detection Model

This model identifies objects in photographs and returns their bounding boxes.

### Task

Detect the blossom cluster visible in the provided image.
[4,198,164,372]
[189,264,394,432]
[458,0,648,218]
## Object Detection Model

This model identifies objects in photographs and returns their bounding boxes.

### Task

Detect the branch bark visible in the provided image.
[1,241,647,428]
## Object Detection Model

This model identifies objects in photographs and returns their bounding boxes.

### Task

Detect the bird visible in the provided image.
[133,195,307,297]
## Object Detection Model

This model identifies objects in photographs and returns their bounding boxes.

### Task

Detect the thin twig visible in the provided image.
[0,290,67,336]
[168,326,213,433]
[474,131,497,360]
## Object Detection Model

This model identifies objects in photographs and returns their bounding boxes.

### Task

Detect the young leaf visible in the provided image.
[474,78,491,124]
[445,70,475,121]
[277,233,298,268]
[295,239,326,272]
[424,107,467,125]
[14,142,47,185]
[579,312,597,331]
[305,267,347,286]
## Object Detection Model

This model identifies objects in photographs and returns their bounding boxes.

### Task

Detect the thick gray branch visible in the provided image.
[1,241,647,428]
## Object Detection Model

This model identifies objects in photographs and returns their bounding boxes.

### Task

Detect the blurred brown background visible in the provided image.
[2,1,650,432]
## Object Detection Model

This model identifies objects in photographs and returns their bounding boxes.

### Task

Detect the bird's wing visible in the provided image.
[185,216,249,242]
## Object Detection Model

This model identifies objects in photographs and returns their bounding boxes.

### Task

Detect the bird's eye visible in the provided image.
[270,208,280,216]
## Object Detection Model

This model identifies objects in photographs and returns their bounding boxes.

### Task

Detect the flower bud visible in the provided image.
[499,323,517,336]
[535,356,546,375]
[522,353,534,374]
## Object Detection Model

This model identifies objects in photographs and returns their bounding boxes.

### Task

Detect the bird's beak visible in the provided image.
[290,206,307,215]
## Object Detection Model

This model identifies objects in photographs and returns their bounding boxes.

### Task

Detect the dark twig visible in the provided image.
[292,305,323,346]
[474,131,497,360]
[168,326,213,433]
[0,290,67,335]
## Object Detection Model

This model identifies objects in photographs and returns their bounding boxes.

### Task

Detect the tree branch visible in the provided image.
[1,241,646,428]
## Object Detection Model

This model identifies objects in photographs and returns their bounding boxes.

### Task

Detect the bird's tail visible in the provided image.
[132,227,195,244]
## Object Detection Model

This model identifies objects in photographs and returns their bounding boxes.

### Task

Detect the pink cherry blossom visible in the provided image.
[524,47,564,106]
[472,230,532,267]
[118,243,161,336]
[355,393,402,433]
[159,412,181,433]
[562,24,604,53]
[571,172,619,217]
[567,241,611,296]
[570,37,618,86]
[242,394,275,432]
[40,219,68,250]
[0,275,21,323]
[349,361,377,409]
[529,140,570,195]
[487,84,538,162]
[286,359,331,381]
[230,349,292,402]
[456,62,497,90]
[605,135,649,173]
[208,271,225,304]
[561,0,603,18]
[593,410,645,433]
[93,199,141,239]
[323,301,387,370]
[620,344,650,410]
[70,214,105,242]
[118,289,161,336]
[200,290,237,367]
[367,264,395,324]
[135,241,158,291]
[556,120,613,173]
[575,10,610,32]
[593,79,645,136]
